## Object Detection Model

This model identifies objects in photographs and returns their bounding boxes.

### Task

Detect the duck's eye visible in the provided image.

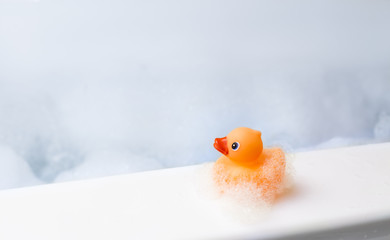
[231,142,240,151]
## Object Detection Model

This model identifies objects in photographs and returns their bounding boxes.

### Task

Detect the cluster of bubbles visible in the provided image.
[196,153,295,222]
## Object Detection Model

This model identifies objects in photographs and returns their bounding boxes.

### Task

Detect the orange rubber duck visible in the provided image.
[213,127,286,203]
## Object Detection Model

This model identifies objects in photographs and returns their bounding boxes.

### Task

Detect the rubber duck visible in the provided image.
[213,127,286,203]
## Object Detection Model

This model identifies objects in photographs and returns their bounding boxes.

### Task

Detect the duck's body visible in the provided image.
[212,127,286,203]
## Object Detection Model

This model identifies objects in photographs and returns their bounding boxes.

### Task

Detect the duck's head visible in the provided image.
[214,127,263,168]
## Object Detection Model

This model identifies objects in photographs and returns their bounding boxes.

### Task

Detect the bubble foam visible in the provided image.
[196,151,295,223]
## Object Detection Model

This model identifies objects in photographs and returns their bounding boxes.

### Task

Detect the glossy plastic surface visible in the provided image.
[0,143,389,239]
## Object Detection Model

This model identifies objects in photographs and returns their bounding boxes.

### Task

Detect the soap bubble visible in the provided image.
[374,112,390,141]
[0,145,42,190]
[196,151,295,223]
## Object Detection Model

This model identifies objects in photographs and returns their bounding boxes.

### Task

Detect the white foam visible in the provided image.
[0,1,389,189]
[0,145,42,190]
[55,150,162,182]
[374,112,390,141]
[196,153,295,223]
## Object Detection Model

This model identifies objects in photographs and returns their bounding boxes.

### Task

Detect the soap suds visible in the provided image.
[196,152,295,223]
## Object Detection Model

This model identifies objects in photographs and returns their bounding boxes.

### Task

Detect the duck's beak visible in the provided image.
[214,137,228,155]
